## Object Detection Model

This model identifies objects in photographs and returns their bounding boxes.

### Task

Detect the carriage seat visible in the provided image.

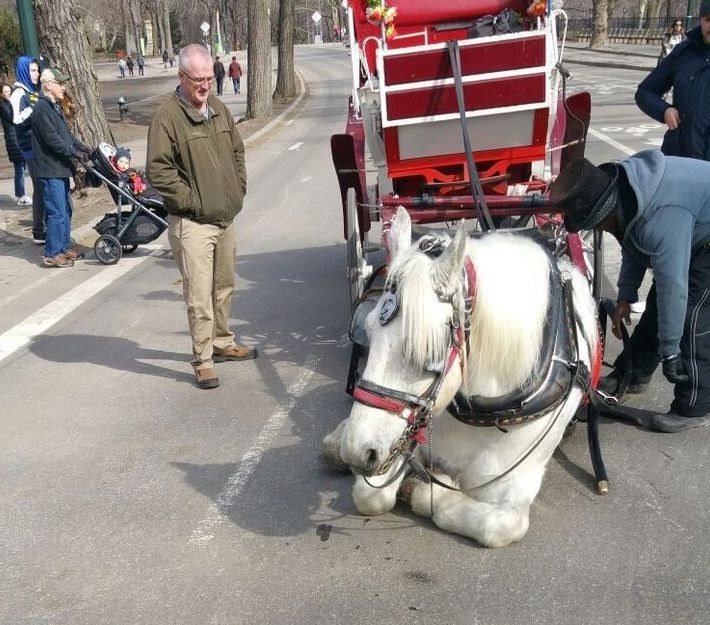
[393,0,527,27]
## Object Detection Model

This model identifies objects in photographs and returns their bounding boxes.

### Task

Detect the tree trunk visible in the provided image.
[129,0,144,54]
[121,3,138,55]
[273,0,296,100]
[590,0,609,48]
[162,2,174,56]
[34,0,113,146]
[245,0,272,119]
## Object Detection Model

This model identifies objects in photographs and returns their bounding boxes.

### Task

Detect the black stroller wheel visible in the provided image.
[94,234,122,265]
[122,244,138,254]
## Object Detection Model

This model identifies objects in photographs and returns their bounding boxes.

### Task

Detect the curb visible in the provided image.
[564,58,656,72]
[72,69,308,245]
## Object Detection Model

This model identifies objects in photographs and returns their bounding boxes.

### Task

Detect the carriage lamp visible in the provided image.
[117,96,129,122]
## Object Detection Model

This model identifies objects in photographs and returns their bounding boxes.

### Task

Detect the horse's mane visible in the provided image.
[387,232,551,394]
[465,233,550,394]
[387,246,452,372]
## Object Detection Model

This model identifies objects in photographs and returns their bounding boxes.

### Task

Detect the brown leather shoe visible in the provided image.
[195,366,220,389]
[43,254,74,268]
[213,343,258,362]
[63,246,85,260]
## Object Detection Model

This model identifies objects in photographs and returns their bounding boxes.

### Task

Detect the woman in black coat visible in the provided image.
[1,84,29,204]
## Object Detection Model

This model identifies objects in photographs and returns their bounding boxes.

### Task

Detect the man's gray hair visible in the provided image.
[179,44,212,71]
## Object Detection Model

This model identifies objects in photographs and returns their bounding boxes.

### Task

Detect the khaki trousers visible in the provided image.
[168,215,236,370]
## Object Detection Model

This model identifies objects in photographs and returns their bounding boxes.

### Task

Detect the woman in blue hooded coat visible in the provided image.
[10,55,44,243]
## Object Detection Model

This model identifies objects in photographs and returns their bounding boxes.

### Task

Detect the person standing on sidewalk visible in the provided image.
[228,56,242,94]
[146,43,257,390]
[31,69,89,268]
[10,56,43,242]
[137,53,145,76]
[1,84,30,206]
[213,56,226,96]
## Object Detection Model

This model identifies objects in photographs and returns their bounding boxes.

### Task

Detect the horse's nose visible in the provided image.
[363,448,380,474]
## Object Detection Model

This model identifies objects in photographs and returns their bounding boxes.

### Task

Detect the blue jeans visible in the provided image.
[13,161,26,198]
[39,178,72,257]
[232,77,240,93]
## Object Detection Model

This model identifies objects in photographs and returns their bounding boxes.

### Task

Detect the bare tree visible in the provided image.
[245,0,272,119]
[273,0,296,100]
[34,0,113,145]
[590,0,609,47]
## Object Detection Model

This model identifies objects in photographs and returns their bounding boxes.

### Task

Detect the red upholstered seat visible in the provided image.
[392,0,528,27]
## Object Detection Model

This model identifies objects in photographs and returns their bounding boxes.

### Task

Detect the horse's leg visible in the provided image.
[402,471,542,548]
[352,468,407,516]
[321,419,349,472]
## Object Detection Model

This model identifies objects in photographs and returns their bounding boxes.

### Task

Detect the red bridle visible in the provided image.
[351,257,477,463]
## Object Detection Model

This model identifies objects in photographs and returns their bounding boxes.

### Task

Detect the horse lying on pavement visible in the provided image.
[323,207,599,547]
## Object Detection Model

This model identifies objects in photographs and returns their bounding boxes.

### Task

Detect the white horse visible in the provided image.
[324,207,599,547]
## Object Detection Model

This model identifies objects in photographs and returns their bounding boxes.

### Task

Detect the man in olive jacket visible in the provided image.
[146,43,257,390]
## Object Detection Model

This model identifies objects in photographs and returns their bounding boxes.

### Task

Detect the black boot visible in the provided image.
[645,412,710,433]
[597,371,652,397]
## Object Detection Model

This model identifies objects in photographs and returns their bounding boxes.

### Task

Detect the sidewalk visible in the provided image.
[0,50,298,251]
[561,40,660,72]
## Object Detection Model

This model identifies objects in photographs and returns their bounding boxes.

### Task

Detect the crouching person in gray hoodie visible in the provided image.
[551,149,710,433]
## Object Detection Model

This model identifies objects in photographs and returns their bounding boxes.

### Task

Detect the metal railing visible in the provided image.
[566,17,700,44]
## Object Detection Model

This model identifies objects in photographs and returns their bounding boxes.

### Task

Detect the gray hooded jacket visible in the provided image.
[617,149,710,358]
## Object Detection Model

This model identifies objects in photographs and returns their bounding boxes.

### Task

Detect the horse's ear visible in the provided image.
[388,206,412,261]
[433,220,467,285]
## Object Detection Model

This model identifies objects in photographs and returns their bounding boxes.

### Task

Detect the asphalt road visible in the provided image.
[1,46,708,625]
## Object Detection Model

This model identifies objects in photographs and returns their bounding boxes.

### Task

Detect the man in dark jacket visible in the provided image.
[31,68,88,268]
[552,150,710,433]
[636,0,710,160]
[213,56,226,96]
[146,44,256,390]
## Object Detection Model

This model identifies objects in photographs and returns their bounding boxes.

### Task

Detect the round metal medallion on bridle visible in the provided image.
[379,291,399,326]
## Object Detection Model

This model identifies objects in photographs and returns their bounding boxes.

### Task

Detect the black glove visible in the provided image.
[662,354,689,385]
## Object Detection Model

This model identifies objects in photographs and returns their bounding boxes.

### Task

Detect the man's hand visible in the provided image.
[612,300,632,339]
[662,354,689,384]
[663,107,681,130]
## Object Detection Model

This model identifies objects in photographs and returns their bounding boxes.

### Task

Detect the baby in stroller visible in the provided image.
[87,142,169,264]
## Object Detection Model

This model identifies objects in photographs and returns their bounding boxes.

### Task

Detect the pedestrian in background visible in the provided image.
[10,56,43,242]
[603,1,710,398]
[213,55,225,96]
[126,56,135,77]
[1,84,30,206]
[228,56,242,94]
[146,43,257,390]
[31,69,89,268]
[118,57,127,78]
[661,19,686,60]
[137,53,145,76]
[162,49,169,68]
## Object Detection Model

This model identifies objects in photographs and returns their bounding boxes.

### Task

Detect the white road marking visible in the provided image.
[0,251,156,363]
[189,355,320,545]
[645,138,663,147]
[587,127,636,156]
[288,141,304,151]
[300,176,313,182]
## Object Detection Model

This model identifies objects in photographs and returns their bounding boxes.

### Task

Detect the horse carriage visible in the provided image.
[324,0,628,547]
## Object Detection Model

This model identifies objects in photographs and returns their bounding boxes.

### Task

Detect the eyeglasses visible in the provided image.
[180,71,215,86]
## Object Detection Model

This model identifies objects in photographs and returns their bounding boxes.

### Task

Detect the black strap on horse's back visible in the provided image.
[447,40,495,232]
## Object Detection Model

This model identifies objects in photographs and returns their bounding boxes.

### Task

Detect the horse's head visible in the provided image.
[341,208,468,486]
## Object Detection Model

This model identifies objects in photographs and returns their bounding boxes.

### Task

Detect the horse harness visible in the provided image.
[350,234,597,490]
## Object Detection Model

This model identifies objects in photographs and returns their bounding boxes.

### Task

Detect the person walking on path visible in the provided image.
[228,56,242,94]
[661,18,686,60]
[137,53,145,76]
[146,43,257,390]
[126,56,135,77]
[10,56,43,242]
[162,49,169,68]
[31,69,89,268]
[1,84,30,206]
[552,150,710,433]
[213,56,226,96]
[602,1,710,399]
[118,57,127,78]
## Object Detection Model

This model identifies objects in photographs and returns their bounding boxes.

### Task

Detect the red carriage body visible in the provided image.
[332,0,592,246]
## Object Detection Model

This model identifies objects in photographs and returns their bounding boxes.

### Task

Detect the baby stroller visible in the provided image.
[84,142,169,265]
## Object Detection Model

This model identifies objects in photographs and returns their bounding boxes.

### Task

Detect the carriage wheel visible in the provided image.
[94,234,122,265]
[346,187,371,313]
[579,229,604,298]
